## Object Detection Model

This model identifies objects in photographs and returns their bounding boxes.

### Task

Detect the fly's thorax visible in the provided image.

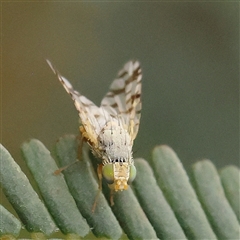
[96,121,133,164]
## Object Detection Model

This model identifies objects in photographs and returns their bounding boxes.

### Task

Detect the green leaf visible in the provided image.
[54,135,122,240]
[0,204,21,237]
[192,160,240,239]
[0,144,56,236]
[150,145,217,239]
[21,139,89,237]
[132,158,186,239]
[106,184,158,240]
[220,165,240,222]
[1,139,239,239]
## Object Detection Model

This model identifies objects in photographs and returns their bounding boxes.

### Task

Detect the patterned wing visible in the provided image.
[46,60,110,146]
[101,61,142,140]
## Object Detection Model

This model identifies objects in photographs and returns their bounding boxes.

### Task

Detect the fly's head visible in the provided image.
[102,158,137,191]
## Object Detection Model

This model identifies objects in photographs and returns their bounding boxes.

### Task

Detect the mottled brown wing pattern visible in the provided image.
[47,60,142,145]
[46,60,112,146]
[101,61,142,140]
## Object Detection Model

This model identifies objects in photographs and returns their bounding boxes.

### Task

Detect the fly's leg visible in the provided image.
[110,189,115,206]
[92,164,103,213]
[54,129,85,175]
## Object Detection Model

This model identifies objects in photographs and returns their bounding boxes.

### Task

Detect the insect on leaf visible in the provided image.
[47,60,142,192]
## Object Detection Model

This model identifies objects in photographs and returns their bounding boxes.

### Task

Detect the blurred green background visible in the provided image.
[2,2,239,173]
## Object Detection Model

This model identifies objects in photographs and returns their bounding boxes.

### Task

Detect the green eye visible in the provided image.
[102,164,114,184]
[128,165,137,183]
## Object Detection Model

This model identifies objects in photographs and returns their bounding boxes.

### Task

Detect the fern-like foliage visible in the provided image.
[0,135,239,239]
